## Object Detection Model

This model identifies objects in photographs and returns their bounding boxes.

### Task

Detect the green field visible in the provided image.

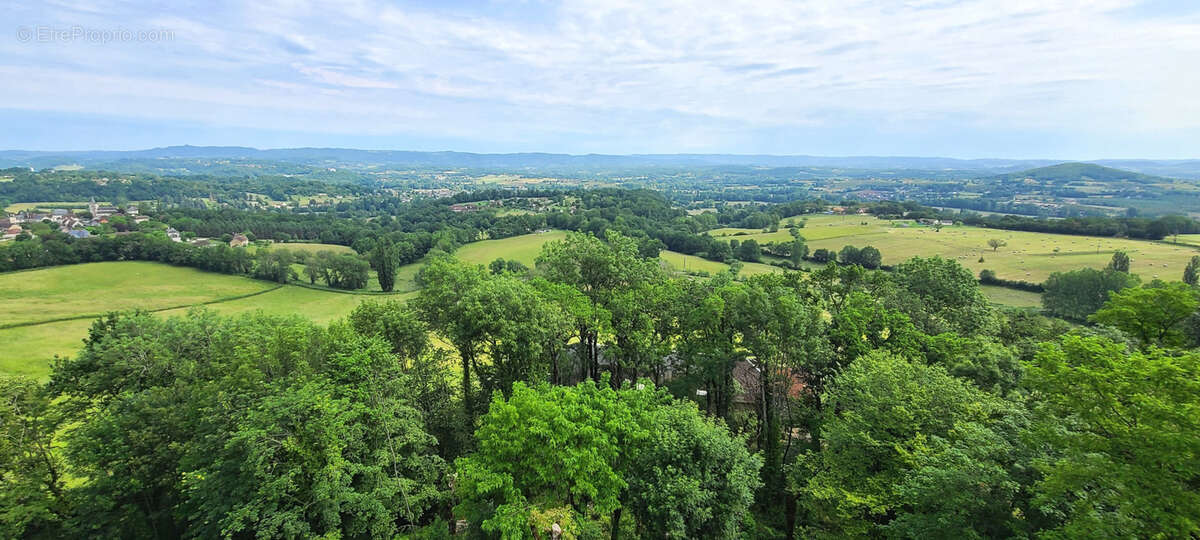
[710,215,880,244]
[0,262,409,379]
[455,230,570,266]
[764,215,1200,284]
[980,285,1042,308]
[659,250,781,276]
[658,250,730,274]
[0,262,274,326]
[262,242,355,255]
[5,201,100,213]
[454,231,783,278]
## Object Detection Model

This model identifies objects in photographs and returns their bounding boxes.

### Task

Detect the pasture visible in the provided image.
[0,261,274,326]
[0,262,411,379]
[659,250,781,276]
[5,201,99,213]
[263,242,355,255]
[979,285,1042,308]
[454,230,782,278]
[758,214,1200,284]
[455,230,570,266]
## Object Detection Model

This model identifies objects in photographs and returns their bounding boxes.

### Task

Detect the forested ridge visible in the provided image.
[3,227,1198,539]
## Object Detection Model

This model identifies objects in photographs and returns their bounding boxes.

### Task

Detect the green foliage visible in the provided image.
[623,398,762,539]
[837,245,882,269]
[794,351,1029,538]
[1185,255,1200,285]
[371,240,399,292]
[456,379,760,539]
[1027,336,1200,538]
[789,236,808,267]
[1089,282,1200,348]
[43,309,448,538]
[924,334,1022,394]
[488,257,529,275]
[1106,250,1131,272]
[891,256,995,335]
[454,379,639,537]
[348,299,430,359]
[252,246,297,283]
[0,376,67,539]
[735,238,762,262]
[825,291,925,383]
[1042,267,1140,321]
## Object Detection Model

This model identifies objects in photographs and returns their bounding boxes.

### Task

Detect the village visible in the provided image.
[1,198,250,247]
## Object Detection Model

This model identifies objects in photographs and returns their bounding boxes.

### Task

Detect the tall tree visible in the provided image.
[536,231,660,386]
[46,310,447,538]
[789,236,808,268]
[730,274,828,503]
[412,256,489,421]
[370,240,399,292]
[0,376,68,538]
[1042,268,1139,321]
[1184,255,1200,285]
[347,299,429,360]
[891,256,996,335]
[1105,250,1131,272]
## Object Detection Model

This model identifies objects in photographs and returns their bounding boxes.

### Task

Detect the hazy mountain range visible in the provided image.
[3,146,1200,179]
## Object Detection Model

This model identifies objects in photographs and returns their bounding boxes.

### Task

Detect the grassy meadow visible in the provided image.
[979,285,1043,308]
[0,261,274,326]
[0,262,409,379]
[767,214,1200,284]
[260,242,356,255]
[455,230,569,266]
[5,201,100,213]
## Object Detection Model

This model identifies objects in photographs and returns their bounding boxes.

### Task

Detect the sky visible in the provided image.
[2,0,1199,158]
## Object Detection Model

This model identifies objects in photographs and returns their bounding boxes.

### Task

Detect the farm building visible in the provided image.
[229,233,250,247]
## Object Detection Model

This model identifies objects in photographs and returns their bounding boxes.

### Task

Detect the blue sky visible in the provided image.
[3,0,1199,158]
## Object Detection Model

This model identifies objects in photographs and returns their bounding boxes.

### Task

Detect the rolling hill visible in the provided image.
[986,162,1173,184]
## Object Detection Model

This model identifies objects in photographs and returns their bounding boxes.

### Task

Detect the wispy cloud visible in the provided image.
[1,0,1198,157]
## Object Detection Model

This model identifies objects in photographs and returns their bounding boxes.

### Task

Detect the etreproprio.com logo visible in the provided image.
[16,25,174,43]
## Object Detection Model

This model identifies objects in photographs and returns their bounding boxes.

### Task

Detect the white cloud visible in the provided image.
[3,0,1199,155]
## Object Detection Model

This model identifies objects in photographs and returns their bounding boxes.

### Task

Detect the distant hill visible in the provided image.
[1,146,1199,178]
[0,146,1058,172]
[986,162,1174,184]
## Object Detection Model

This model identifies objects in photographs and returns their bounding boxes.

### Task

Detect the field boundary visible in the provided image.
[0,284,286,330]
